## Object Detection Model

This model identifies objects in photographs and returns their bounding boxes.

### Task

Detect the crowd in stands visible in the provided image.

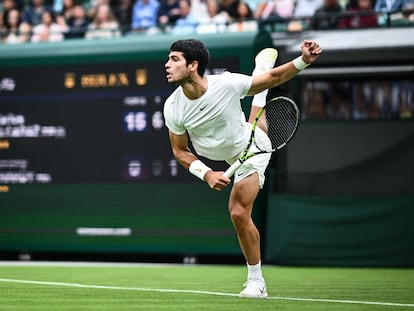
[301,79,414,120]
[0,0,413,44]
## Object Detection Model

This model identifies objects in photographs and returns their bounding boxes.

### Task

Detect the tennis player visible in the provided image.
[163,39,321,298]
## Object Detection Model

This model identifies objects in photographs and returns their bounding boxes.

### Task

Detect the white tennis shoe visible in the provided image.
[252,48,278,76]
[239,278,268,298]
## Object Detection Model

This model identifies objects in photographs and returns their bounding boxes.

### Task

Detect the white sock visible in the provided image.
[252,90,267,108]
[247,261,264,280]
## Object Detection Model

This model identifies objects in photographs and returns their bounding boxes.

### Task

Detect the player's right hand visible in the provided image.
[204,171,231,191]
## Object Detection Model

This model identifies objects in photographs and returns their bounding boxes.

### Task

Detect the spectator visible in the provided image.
[228,1,257,31]
[196,0,230,33]
[287,0,323,31]
[326,87,352,119]
[293,0,323,18]
[31,10,65,42]
[1,0,18,30]
[131,0,159,32]
[157,0,181,30]
[346,0,359,9]
[85,3,121,39]
[304,89,327,119]
[65,4,90,38]
[59,0,78,21]
[311,0,343,29]
[397,81,414,118]
[252,1,268,18]
[53,0,63,12]
[406,1,414,22]
[2,8,32,44]
[375,0,412,24]
[260,0,295,19]
[171,0,199,35]
[258,0,298,31]
[19,22,32,42]
[218,0,241,20]
[353,89,368,119]
[339,0,377,28]
[113,0,133,33]
[23,0,54,27]
[244,0,267,17]
[366,99,381,118]
[374,0,411,13]
[87,0,110,20]
[191,0,210,23]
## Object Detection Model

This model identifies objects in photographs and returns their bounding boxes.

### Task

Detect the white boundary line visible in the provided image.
[0,261,183,268]
[0,278,413,308]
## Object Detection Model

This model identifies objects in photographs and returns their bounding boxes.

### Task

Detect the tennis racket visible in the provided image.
[223,96,300,178]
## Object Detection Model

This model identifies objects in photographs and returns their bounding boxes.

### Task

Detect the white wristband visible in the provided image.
[189,160,211,181]
[293,56,310,71]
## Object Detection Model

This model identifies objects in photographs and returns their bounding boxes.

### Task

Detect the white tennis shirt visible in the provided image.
[164,72,253,161]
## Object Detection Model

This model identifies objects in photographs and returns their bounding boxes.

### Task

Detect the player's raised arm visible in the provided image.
[248,40,322,96]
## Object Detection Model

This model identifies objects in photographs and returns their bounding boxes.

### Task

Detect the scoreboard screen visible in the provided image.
[0,60,237,185]
[0,59,237,185]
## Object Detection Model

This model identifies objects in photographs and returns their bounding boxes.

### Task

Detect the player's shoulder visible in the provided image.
[211,71,252,90]
[207,71,248,84]
[208,71,234,79]
[165,87,183,105]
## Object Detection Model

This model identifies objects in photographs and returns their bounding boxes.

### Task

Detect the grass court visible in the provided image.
[0,262,413,310]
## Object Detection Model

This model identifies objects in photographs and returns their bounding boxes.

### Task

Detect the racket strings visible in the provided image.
[265,98,299,149]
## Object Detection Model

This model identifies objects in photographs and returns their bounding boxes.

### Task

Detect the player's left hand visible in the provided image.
[301,40,322,64]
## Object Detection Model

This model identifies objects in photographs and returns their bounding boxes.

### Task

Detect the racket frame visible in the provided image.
[223,96,299,178]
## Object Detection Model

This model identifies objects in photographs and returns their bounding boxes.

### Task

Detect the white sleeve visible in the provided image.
[224,72,253,99]
[163,97,186,135]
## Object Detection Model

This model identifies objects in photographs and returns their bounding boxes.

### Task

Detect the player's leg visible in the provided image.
[229,172,268,298]
[249,48,278,132]
[228,129,272,298]
[229,173,261,264]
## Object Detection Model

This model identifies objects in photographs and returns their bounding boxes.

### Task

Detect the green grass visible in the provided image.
[0,263,413,311]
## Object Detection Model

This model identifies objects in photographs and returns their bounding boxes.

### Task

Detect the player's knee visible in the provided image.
[229,206,250,227]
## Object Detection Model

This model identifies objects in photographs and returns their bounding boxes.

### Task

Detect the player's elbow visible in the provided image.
[264,72,283,90]
[171,147,183,161]
[268,72,284,88]
[249,73,281,95]
[171,146,191,166]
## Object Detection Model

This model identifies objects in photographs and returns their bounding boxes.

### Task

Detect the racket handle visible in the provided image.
[223,159,242,178]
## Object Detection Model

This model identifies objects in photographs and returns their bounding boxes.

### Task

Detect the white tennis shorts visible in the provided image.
[227,124,272,189]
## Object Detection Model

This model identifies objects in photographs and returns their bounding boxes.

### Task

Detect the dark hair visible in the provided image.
[170,39,210,76]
